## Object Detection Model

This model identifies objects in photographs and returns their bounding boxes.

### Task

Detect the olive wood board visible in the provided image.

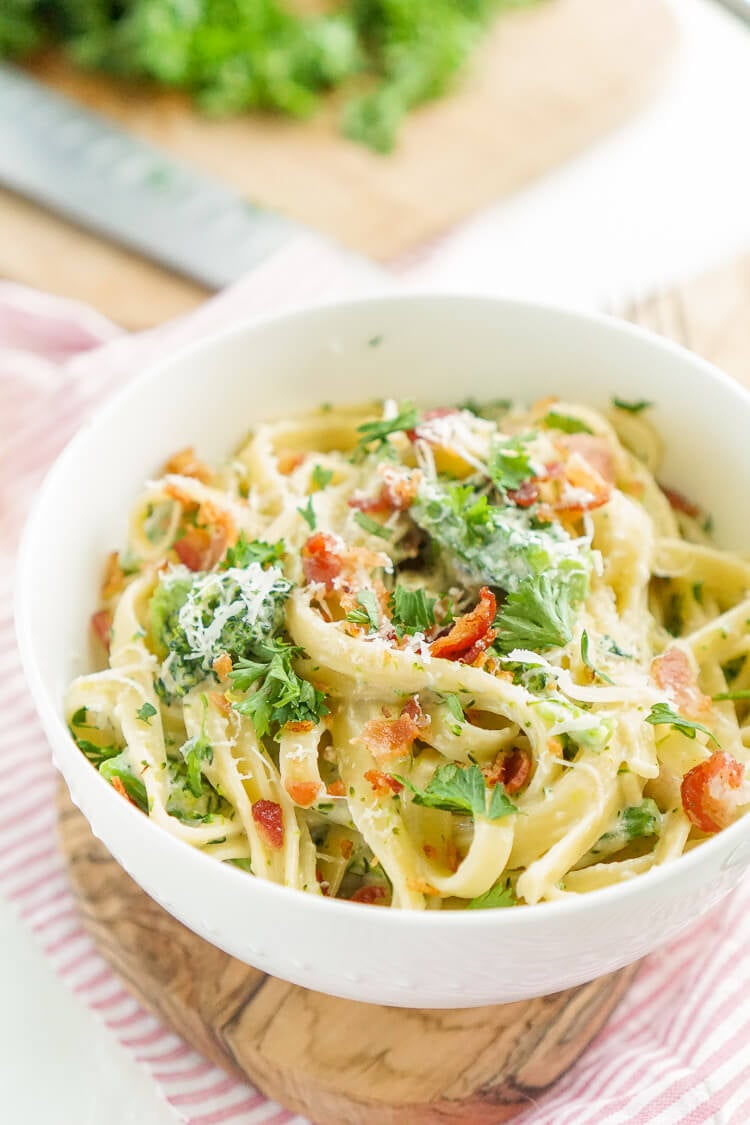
[54,253,750,1122]
[1,0,675,329]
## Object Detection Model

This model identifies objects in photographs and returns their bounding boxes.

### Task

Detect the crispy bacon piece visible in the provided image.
[652,648,711,718]
[507,480,540,508]
[340,839,354,860]
[101,551,126,600]
[483,748,532,795]
[277,449,305,475]
[174,526,228,572]
[164,446,212,484]
[554,453,612,514]
[361,697,428,763]
[284,780,321,808]
[558,434,616,485]
[301,532,344,588]
[91,609,112,652]
[350,885,388,905]
[430,588,497,661]
[406,407,459,442]
[212,652,232,678]
[681,752,747,834]
[285,720,316,733]
[349,466,421,514]
[458,628,497,667]
[364,769,404,797]
[252,800,285,849]
[326,779,346,797]
[208,691,231,716]
[662,486,701,520]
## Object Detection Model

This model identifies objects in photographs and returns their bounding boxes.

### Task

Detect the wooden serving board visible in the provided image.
[54,254,750,1121]
[0,0,675,329]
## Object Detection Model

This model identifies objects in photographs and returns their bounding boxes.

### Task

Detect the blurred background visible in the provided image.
[1,1,749,1122]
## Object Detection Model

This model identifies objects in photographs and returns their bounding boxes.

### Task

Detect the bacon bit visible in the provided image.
[662,486,701,520]
[101,551,125,600]
[164,446,212,484]
[446,839,459,873]
[422,843,437,860]
[285,720,316,734]
[430,588,497,661]
[164,484,237,558]
[252,800,285,849]
[558,434,616,485]
[406,407,459,442]
[212,653,232,678]
[349,466,421,514]
[407,878,442,897]
[110,776,138,808]
[277,449,305,476]
[364,769,404,797]
[459,628,497,667]
[507,480,540,508]
[91,609,112,652]
[174,525,228,571]
[326,779,346,797]
[361,697,428,763]
[556,452,612,513]
[652,648,711,718]
[350,885,388,906]
[681,752,747,833]
[483,747,532,794]
[301,532,343,588]
[208,691,231,716]
[284,780,321,808]
[340,839,354,860]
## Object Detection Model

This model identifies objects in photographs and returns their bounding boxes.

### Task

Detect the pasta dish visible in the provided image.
[65,396,750,909]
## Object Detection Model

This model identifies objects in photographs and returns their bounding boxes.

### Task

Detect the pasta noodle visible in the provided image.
[65,397,750,909]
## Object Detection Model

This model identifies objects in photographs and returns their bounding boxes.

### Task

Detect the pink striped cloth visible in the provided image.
[2,251,748,1125]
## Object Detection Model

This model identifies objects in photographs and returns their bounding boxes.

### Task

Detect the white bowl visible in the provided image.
[16,294,750,1008]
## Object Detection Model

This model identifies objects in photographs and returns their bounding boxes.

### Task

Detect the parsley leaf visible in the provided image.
[346,589,380,631]
[180,695,213,798]
[311,464,334,490]
[70,706,89,728]
[619,799,662,839]
[580,630,615,685]
[354,510,391,540]
[391,586,436,633]
[441,693,465,726]
[99,752,148,812]
[645,703,720,746]
[612,397,652,414]
[221,533,284,570]
[467,879,516,910]
[398,763,517,821]
[298,496,316,530]
[232,644,329,740]
[494,564,589,653]
[487,433,535,493]
[136,701,158,724]
[356,403,417,453]
[543,412,593,435]
[74,738,120,769]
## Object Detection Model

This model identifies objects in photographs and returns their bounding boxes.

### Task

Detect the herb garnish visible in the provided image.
[467,879,516,910]
[353,511,392,540]
[398,763,517,821]
[136,701,158,724]
[355,403,417,454]
[612,397,652,414]
[390,586,436,633]
[345,590,380,632]
[542,412,593,435]
[645,703,720,746]
[580,630,615,685]
[298,496,316,530]
[494,565,589,653]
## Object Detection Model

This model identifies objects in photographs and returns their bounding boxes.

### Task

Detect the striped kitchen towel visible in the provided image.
[2,254,749,1125]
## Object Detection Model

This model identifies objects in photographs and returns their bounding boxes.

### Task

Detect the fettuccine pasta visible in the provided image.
[65,397,750,909]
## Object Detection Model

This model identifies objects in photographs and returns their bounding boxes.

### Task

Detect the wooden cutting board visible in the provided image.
[0,0,675,329]
[54,254,750,1122]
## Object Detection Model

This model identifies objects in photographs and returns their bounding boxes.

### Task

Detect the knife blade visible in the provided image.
[0,63,366,290]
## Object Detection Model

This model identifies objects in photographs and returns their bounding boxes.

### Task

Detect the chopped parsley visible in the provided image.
[100,752,148,812]
[180,697,213,798]
[136,701,158,724]
[70,706,89,728]
[73,737,120,769]
[298,496,316,530]
[355,403,417,454]
[612,397,652,414]
[713,690,750,702]
[231,642,329,740]
[588,798,661,861]
[441,693,465,726]
[645,702,720,746]
[487,433,536,493]
[311,464,334,490]
[542,412,593,435]
[494,564,589,653]
[398,763,517,821]
[345,589,380,632]
[354,511,392,540]
[580,630,615,685]
[467,879,516,910]
[221,534,284,570]
[390,586,436,633]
